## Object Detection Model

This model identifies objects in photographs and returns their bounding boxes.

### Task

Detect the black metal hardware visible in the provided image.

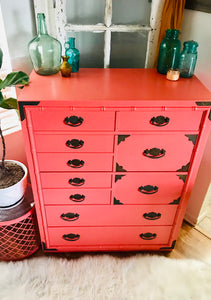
[69,178,85,186]
[64,116,84,127]
[143,212,161,220]
[70,194,85,202]
[61,213,79,221]
[150,116,170,127]
[138,185,158,194]
[66,139,84,149]
[67,159,84,168]
[143,148,166,159]
[140,233,157,240]
[62,233,80,241]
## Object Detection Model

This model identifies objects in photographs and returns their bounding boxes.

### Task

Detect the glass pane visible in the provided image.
[66,0,105,24]
[110,31,148,68]
[67,32,104,68]
[112,0,151,25]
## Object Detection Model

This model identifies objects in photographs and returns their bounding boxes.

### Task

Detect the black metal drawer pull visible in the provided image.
[138,185,158,194]
[67,159,85,168]
[69,178,85,186]
[61,213,79,221]
[150,116,170,127]
[143,148,166,159]
[70,194,85,202]
[64,116,84,127]
[140,233,157,240]
[63,233,80,241]
[66,139,84,149]
[143,212,161,220]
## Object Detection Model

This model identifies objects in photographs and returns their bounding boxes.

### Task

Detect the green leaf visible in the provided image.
[0,71,29,90]
[0,97,18,110]
[0,91,3,100]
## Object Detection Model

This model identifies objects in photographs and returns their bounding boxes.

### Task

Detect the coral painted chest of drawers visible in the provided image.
[18,68,211,252]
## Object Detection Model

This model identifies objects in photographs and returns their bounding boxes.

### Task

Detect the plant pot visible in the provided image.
[0,160,28,209]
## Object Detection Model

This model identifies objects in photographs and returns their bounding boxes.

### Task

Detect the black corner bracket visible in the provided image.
[18,101,40,121]
[160,240,176,250]
[42,242,58,252]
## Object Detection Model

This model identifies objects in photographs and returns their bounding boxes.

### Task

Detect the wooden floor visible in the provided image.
[32,221,211,264]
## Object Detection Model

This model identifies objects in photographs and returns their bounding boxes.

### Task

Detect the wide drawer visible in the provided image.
[28,108,115,131]
[40,172,112,188]
[45,205,178,226]
[34,133,114,153]
[47,226,172,246]
[114,172,185,205]
[116,133,196,171]
[116,111,203,131]
[42,189,111,205]
[37,153,113,171]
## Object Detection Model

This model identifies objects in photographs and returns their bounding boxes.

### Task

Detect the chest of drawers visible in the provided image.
[18,68,211,252]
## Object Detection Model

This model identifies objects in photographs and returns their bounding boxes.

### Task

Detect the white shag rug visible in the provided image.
[0,254,210,300]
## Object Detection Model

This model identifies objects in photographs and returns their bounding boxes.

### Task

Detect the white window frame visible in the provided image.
[33,0,165,68]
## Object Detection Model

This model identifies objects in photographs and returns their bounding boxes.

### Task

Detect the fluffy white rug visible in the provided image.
[0,254,210,300]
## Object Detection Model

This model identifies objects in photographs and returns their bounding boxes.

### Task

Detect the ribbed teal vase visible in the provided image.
[28,13,62,75]
[64,37,80,73]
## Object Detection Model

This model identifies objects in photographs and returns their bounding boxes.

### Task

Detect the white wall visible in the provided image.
[181,9,211,224]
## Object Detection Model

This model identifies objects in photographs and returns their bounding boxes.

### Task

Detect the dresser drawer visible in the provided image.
[114,172,185,205]
[29,108,115,131]
[34,133,114,153]
[37,153,113,172]
[42,189,111,205]
[47,226,173,246]
[116,133,195,171]
[45,205,177,226]
[116,111,203,131]
[40,172,112,188]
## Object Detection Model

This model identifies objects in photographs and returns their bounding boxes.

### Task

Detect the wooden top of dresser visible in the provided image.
[18,68,211,105]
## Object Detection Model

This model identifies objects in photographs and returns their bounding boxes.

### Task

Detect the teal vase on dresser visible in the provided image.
[28,13,62,76]
[64,37,80,73]
[179,40,198,78]
[157,29,181,75]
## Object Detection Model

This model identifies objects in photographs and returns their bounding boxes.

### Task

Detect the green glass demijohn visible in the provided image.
[64,37,80,73]
[157,29,181,75]
[179,40,198,78]
[28,13,62,75]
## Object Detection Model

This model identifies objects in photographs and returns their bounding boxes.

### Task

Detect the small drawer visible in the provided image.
[40,172,112,188]
[34,133,114,153]
[37,153,113,172]
[114,172,185,205]
[116,133,195,171]
[42,189,111,205]
[116,111,203,131]
[45,205,178,226]
[28,108,115,131]
[47,226,173,246]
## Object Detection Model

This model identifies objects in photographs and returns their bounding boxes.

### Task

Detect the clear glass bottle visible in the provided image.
[28,13,62,75]
[179,41,198,78]
[157,29,181,75]
[64,37,80,73]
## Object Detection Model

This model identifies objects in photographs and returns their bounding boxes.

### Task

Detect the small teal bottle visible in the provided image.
[179,41,198,78]
[64,38,80,72]
[157,29,181,75]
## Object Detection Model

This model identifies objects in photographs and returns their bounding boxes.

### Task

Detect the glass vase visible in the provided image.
[60,56,72,77]
[157,29,181,75]
[64,37,80,73]
[28,13,62,76]
[179,40,198,78]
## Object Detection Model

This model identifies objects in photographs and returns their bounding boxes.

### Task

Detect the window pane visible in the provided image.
[66,0,105,24]
[110,31,148,68]
[67,32,104,68]
[112,0,151,25]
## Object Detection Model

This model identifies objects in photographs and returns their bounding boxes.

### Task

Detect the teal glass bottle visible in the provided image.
[157,29,181,75]
[179,41,198,78]
[64,38,80,73]
[28,13,62,75]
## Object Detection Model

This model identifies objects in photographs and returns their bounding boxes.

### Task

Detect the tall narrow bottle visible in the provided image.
[157,29,181,75]
[64,38,80,73]
[179,41,198,78]
[28,13,62,75]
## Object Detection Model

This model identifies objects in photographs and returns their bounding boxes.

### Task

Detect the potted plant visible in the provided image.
[0,52,29,209]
